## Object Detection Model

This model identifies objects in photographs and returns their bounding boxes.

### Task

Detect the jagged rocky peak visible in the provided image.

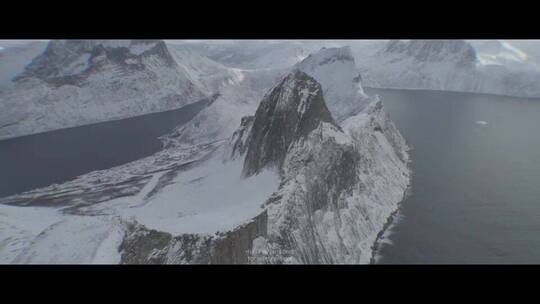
[241,69,337,177]
[18,39,175,82]
[384,39,477,67]
[294,46,368,120]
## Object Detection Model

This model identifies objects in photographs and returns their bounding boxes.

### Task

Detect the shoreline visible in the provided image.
[369,145,414,265]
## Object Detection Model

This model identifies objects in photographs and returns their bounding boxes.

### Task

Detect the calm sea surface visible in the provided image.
[366,88,540,264]
[0,99,209,197]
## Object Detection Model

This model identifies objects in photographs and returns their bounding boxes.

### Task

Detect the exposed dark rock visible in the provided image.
[119,211,268,264]
[119,221,174,264]
[210,210,268,264]
[227,115,254,160]
[242,70,337,177]
[15,40,176,86]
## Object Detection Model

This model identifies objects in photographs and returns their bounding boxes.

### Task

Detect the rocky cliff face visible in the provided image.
[224,68,410,263]
[242,70,336,177]
[225,115,254,161]
[119,211,268,264]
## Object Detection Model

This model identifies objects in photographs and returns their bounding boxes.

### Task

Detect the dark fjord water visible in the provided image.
[366,88,540,264]
[0,98,210,198]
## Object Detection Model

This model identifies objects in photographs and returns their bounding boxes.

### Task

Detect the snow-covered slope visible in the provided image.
[0,48,410,264]
[160,66,285,148]
[158,42,341,149]
[0,130,279,263]
[0,40,241,140]
[171,40,334,70]
[168,46,244,93]
[0,41,48,90]
[162,46,372,149]
[358,40,540,98]
[227,71,410,263]
[295,46,371,120]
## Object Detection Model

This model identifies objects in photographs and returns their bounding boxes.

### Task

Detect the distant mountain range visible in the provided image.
[357,40,540,98]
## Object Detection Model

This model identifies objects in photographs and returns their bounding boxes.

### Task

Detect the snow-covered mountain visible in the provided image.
[223,70,409,263]
[0,53,410,264]
[160,67,283,149]
[469,40,540,72]
[162,46,372,149]
[295,46,371,120]
[167,45,244,93]
[0,40,241,140]
[358,39,540,98]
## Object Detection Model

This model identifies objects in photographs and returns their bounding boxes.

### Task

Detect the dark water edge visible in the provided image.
[366,87,540,264]
[0,97,212,197]
[370,182,413,264]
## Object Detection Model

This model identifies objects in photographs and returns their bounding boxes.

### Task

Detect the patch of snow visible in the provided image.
[129,41,158,55]
[64,53,90,75]
[297,87,316,116]
[0,41,47,89]
[0,204,63,263]
[11,215,118,264]
[477,54,504,66]
[295,46,371,119]
[500,41,528,61]
[161,67,282,148]
[125,149,279,235]
[318,122,351,145]
[91,218,125,264]
[0,204,124,264]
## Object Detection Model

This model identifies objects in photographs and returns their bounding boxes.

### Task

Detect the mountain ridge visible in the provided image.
[0,39,243,140]
[359,39,540,98]
[241,70,337,177]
